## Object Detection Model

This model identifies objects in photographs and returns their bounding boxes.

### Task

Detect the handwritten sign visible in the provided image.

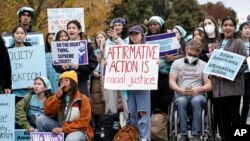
[203,49,245,81]
[51,40,88,65]
[46,53,60,92]
[47,8,84,33]
[3,32,44,48]
[8,46,47,89]
[146,32,180,56]
[104,44,159,90]
[0,94,15,141]
[30,132,64,141]
[15,129,30,141]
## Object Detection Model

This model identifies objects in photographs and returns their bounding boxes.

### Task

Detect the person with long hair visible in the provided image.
[53,20,98,97]
[126,25,151,141]
[211,16,248,141]
[36,71,93,141]
[238,21,250,125]
[0,35,11,94]
[15,76,52,132]
[45,33,54,53]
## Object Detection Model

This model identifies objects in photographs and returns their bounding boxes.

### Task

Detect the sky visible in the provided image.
[197,0,249,23]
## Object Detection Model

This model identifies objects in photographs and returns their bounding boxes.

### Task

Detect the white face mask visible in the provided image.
[204,24,215,35]
[186,55,198,64]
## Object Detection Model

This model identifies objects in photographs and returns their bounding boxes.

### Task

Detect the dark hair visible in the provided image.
[220,16,237,39]
[203,16,221,41]
[55,30,69,41]
[58,79,78,123]
[12,25,27,36]
[67,20,83,40]
[146,22,166,36]
[45,33,54,53]
[173,27,187,55]
[192,28,205,40]
[0,35,6,48]
[129,25,146,44]
[238,22,250,40]
[110,22,129,40]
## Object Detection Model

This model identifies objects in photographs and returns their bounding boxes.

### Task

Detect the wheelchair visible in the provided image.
[168,95,214,141]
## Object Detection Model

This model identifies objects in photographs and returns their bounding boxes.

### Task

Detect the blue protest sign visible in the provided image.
[146,32,180,56]
[52,40,89,65]
[30,132,64,141]
[203,49,245,81]
[3,32,45,47]
[15,129,30,141]
[8,46,47,89]
[0,94,15,141]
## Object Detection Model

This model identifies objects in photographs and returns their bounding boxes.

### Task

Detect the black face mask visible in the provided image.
[184,57,199,65]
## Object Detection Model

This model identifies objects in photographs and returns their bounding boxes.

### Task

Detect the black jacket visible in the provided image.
[0,38,12,90]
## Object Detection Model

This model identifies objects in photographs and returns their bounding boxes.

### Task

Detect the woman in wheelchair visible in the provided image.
[169,39,212,141]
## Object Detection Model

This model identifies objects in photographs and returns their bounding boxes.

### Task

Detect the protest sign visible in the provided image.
[104,44,159,90]
[15,129,30,141]
[0,94,15,141]
[146,32,180,56]
[8,46,47,89]
[203,49,245,81]
[51,40,88,65]
[46,53,60,92]
[30,132,64,141]
[3,32,44,48]
[47,8,84,33]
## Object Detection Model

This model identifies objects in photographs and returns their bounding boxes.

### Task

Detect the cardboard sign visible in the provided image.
[146,32,180,56]
[104,44,159,90]
[0,94,15,141]
[47,8,84,33]
[51,40,88,65]
[203,49,245,81]
[8,46,47,89]
[15,129,30,141]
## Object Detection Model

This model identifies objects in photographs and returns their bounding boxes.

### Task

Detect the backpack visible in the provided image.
[151,109,168,141]
[94,114,120,141]
[113,125,139,141]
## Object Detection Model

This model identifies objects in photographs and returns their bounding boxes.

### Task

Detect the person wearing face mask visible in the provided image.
[169,39,212,141]
[199,16,221,62]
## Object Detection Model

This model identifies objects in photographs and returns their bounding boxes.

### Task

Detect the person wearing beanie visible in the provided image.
[36,71,93,141]
[17,6,34,32]
[126,25,151,141]
[146,16,177,116]
[104,17,129,117]
[15,76,53,132]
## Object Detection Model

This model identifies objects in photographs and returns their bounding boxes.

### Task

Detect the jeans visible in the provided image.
[174,94,206,136]
[36,115,87,141]
[127,90,151,141]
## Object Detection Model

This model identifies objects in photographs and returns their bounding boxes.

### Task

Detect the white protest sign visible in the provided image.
[8,46,47,89]
[3,32,44,48]
[51,40,89,65]
[203,49,245,81]
[47,8,84,33]
[0,94,15,141]
[104,44,159,90]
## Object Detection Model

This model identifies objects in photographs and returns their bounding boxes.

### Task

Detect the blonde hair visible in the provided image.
[187,39,203,53]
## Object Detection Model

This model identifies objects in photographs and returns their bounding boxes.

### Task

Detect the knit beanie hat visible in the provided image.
[59,70,78,84]
[37,76,52,90]
[148,16,165,27]
[174,25,187,37]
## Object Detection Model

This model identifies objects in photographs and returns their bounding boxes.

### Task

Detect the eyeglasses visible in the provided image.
[187,52,199,58]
